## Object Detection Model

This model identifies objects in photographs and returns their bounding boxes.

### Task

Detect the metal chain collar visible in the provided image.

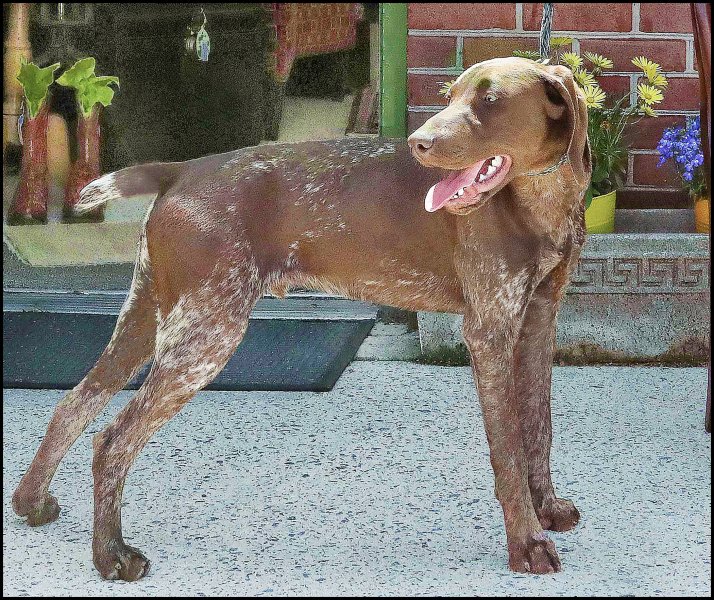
[524,153,570,177]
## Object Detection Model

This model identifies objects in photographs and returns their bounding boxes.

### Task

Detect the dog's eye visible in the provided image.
[484,93,497,103]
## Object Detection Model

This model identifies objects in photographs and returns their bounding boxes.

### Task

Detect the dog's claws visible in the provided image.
[95,542,151,582]
[508,532,561,574]
[13,492,61,526]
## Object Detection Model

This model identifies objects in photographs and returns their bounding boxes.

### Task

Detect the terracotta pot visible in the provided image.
[693,194,710,233]
[64,107,103,222]
[585,189,616,234]
[7,104,49,225]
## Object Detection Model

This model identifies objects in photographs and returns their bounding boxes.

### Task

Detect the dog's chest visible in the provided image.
[534,213,580,282]
[536,243,567,282]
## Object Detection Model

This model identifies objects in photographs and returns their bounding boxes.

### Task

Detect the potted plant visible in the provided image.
[656,116,709,233]
[7,60,60,225]
[56,57,119,222]
[510,44,668,233]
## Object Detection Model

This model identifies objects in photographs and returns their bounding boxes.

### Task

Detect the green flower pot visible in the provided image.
[585,190,616,234]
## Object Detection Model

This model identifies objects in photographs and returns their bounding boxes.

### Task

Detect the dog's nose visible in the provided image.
[407,131,436,157]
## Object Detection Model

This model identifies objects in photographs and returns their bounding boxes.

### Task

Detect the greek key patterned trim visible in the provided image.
[569,257,710,294]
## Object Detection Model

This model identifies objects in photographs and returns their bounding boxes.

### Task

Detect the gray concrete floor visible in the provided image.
[3,363,711,596]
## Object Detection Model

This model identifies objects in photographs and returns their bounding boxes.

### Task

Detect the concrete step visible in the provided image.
[418,213,710,363]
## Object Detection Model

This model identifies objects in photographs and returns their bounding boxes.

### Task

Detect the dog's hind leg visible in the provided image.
[90,263,262,581]
[12,235,158,526]
[514,260,580,533]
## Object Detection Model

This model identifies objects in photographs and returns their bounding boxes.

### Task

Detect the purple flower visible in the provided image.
[656,116,706,195]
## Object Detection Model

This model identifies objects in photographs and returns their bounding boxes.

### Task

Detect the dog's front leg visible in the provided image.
[514,268,580,533]
[463,309,561,574]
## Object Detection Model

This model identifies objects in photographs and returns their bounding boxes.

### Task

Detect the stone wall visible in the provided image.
[417,230,711,363]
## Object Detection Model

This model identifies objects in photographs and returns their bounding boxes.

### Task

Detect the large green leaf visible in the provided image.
[56,58,120,117]
[56,57,96,89]
[591,162,610,184]
[584,186,594,211]
[77,77,119,116]
[16,60,61,119]
[93,76,120,88]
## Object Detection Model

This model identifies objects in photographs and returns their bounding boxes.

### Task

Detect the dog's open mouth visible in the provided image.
[424,155,512,212]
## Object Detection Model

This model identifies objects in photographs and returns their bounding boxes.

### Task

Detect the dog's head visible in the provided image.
[408,57,591,215]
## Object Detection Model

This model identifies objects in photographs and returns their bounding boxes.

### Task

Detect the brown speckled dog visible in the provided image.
[13,57,590,580]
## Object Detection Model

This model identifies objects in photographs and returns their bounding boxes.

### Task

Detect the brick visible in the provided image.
[408,110,439,134]
[632,153,682,187]
[463,36,538,68]
[407,36,457,68]
[579,38,687,73]
[408,74,450,107]
[639,3,694,33]
[523,4,632,32]
[636,76,700,111]
[624,115,688,150]
[597,75,632,99]
[408,3,516,30]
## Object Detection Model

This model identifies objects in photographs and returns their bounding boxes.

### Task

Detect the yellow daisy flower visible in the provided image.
[637,83,664,105]
[582,84,606,109]
[561,52,583,70]
[640,104,658,117]
[584,51,613,70]
[513,50,542,61]
[632,56,656,71]
[573,68,597,88]
[648,72,669,89]
[550,36,573,49]
[632,56,661,81]
[438,80,456,97]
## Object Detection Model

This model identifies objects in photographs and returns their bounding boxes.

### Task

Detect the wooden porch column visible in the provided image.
[3,3,32,158]
[690,3,711,432]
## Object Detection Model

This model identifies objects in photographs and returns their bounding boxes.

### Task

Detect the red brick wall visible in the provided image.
[406,3,700,205]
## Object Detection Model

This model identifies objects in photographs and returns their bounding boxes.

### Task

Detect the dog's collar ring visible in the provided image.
[524,153,569,177]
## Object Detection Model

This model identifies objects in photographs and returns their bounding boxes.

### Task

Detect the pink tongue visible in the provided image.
[424,160,486,212]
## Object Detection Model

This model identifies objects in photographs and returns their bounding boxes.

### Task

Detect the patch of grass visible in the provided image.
[413,344,470,366]
[554,341,708,367]
[413,341,709,367]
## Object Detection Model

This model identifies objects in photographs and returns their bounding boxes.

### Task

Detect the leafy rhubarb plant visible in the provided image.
[9,60,60,224]
[16,59,61,118]
[56,57,120,221]
[56,57,119,116]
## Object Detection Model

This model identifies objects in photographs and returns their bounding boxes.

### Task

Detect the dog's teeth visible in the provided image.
[492,155,503,168]
[486,165,497,176]
[457,189,464,197]
[478,174,487,182]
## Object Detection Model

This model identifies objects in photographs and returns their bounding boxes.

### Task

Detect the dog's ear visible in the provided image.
[540,65,592,189]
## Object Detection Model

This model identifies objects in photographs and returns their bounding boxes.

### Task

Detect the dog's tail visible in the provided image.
[74,162,183,215]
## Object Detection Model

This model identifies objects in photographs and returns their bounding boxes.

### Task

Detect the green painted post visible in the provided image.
[379,3,408,138]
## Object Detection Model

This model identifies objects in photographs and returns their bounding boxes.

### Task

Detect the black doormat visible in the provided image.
[3,312,374,392]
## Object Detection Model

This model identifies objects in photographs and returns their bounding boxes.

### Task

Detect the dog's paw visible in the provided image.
[94,541,151,582]
[12,491,61,526]
[508,531,562,574]
[536,497,580,532]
